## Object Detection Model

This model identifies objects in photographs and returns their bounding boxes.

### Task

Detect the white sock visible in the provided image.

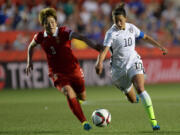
[139,90,152,106]
[139,90,157,126]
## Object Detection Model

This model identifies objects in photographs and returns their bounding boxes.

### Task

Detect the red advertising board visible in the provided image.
[143,58,180,83]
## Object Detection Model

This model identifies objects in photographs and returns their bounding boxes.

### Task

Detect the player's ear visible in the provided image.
[124,16,127,21]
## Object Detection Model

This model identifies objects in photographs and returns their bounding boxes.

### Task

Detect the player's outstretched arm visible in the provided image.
[143,34,168,55]
[71,32,103,52]
[95,46,110,75]
[26,39,38,76]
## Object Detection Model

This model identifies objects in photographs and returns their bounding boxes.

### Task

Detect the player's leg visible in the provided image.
[77,91,86,104]
[73,67,87,105]
[50,73,91,130]
[70,67,92,131]
[125,85,139,103]
[58,85,86,122]
[113,76,139,103]
[77,91,86,101]
[76,91,91,130]
[57,84,91,130]
[132,74,160,130]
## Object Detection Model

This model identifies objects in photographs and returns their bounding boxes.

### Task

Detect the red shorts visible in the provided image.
[49,67,85,94]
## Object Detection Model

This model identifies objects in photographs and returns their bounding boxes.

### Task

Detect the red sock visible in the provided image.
[67,97,86,123]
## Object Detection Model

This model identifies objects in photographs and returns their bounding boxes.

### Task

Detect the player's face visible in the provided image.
[44,16,57,35]
[113,15,126,30]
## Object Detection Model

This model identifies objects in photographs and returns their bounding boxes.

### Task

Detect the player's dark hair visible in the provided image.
[39,8,57,25]
[112,3,126,17]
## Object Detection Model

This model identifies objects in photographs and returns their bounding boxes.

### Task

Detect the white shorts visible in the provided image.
[112,60,144,94]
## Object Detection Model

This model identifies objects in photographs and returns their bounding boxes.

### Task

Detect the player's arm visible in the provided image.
[26,39,38,76]
[142,34,168,55]
[71,32,103,52]
[95,46,110,75]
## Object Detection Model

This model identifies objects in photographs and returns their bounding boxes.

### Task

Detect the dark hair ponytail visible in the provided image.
[112,3,126,17]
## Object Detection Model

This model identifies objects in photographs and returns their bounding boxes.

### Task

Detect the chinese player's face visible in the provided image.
[113,15,126,30]
[44,16,57,35]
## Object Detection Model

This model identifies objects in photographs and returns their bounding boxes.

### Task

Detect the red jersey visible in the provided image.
[34,26,79,74]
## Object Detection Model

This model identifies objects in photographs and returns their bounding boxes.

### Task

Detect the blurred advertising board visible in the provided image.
[0,55,180,89]
[144,58,180,84]
[0,62,52,89]
[0,60,112,89]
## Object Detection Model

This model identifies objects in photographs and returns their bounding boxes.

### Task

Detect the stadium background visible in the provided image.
[0,0,180,135]
[0,0,180,89]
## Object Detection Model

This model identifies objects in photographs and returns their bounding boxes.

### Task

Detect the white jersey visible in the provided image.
[104,23,144,93]
[104,23,144,81]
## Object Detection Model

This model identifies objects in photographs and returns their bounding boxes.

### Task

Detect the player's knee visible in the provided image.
[61,87,68,96]
[62,86,75,98]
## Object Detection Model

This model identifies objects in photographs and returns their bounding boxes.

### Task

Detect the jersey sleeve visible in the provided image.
[34,32,43,44]
[103,32,113,47]
[63,26,73,40]
[132,24,144,39]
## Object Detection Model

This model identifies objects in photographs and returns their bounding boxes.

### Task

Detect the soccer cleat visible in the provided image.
[152,124,160,131]
[82,121,92,131]
[136,94,139,103]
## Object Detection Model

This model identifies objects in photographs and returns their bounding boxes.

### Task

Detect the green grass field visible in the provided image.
[0,83,180,135]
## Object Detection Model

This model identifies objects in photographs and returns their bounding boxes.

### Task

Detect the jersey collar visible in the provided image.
[43,27,58,37]
[113,24,126,31]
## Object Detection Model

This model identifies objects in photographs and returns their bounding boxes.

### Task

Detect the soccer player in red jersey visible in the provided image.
[25,8,101,131]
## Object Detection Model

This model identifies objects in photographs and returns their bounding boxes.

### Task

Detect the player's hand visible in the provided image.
[95,63,103,75]
[161,47,168,55]
[26,63,33,76]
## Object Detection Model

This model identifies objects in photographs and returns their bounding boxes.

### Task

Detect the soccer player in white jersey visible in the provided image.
[95,3,167,131]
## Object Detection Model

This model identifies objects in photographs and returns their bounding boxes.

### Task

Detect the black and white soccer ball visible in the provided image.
[91,109,111,127]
